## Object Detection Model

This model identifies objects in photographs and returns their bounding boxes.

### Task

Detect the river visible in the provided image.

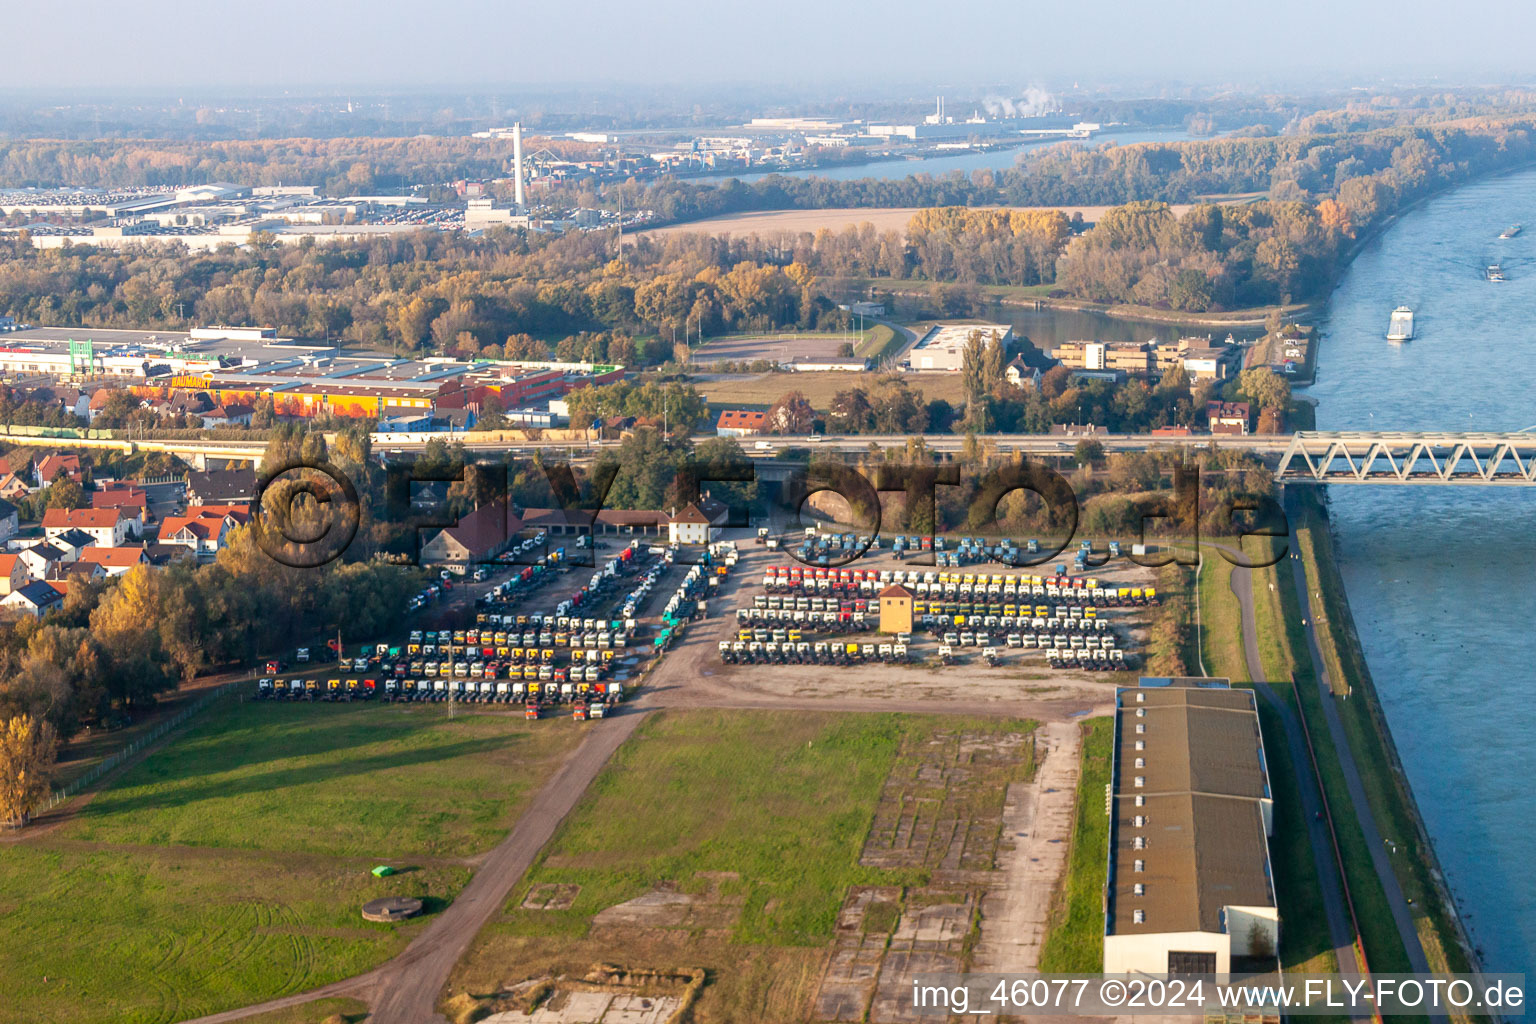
[687,128,1199,186]
[1307,169,1536,971]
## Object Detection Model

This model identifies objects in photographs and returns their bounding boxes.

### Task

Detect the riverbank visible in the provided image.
[1287,489,1483,978]
[1033,296,1314,329]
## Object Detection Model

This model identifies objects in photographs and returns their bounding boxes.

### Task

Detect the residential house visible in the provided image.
[199,403,254,427]
[52,529,96,560]
[0,553,27,595]
[34,453,82,487]
[0,497,17,544]
[47,561,106,583]
[157,505,251,558]
[2,579,65,618]
[1206,401,1252,436]
[667,498,729,545]
[144,543,195,566]
[0,454,30,479]
[17,543,68,579]
[1004,357,1042,391]
[87,387,120,422]
[76,546,150,576]
[0,473,29,500]
[92,484,148,538]
[715,409,768,437]
[43,506,134,547]
[185,467,258,505]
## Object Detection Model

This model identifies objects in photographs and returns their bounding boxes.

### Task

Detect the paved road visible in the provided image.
[1223,555,1359,975]
[1277,493,1430,974]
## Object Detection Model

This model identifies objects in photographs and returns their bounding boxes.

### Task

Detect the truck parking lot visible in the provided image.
[250,539,744,722]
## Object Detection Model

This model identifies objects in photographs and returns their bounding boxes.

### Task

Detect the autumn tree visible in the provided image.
[1237,367,1292,411]
[0,714,57,828]
[765,391,816,435]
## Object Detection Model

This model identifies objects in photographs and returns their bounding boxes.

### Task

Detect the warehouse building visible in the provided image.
[906,324,1013,372]
[1105,678,1278,974]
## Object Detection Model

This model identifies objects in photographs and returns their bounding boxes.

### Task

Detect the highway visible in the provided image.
[11,426,1536,484]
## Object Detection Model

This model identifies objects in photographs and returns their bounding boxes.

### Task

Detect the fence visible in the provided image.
[35,679,240,816]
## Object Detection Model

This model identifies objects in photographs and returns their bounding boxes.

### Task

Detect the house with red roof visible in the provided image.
[0,553,27,596]
[666,498,729,545]
[34,454,82,486]
[76,547,151,577]
[92,484,148,538]
[715,409,768,438]
[43,506,134,547]
[156,505,250,558]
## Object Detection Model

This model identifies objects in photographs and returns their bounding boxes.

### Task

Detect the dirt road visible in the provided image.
[177,546,1132,1023]
[177,708,648,1024]
[969,719,1082,973]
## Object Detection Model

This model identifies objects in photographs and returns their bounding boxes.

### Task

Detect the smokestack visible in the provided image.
[513,122,525,209]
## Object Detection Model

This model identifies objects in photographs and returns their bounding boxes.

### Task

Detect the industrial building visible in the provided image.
[147,356,622,422]
[1105,678,1279,974]
[906,324,1014,372]
[0,326,622,424]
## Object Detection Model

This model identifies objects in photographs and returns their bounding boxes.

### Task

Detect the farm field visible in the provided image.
[638,204,1201,239]
[691,328,873,366]
[0,702,586,1024]
[445,709,1039,1023]
[696,369,966,412]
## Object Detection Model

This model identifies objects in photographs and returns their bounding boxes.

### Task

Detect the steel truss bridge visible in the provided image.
[1272,432,1536,485]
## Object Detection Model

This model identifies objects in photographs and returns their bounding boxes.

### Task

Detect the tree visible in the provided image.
[0,714,57,828]
[1074,439,1105,467]
[45,478,85,511]
[393,296,432,350]
[827,388,873,433]
[1237,367,1291,411]
[765,391,816,435]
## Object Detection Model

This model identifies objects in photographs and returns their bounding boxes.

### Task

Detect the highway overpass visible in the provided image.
[10,429,1536,485]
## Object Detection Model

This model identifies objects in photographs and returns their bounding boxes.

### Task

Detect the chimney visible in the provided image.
[513,122,525,209]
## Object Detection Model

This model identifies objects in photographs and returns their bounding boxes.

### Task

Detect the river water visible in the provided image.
[687,128,1198,186]
[1306,170,1536,971]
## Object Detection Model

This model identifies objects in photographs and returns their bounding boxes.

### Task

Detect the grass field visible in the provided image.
[1196,553,1247,681]
[1037,717,1112,971]
[0,703,585,1024]
[854,322,904,362]
[697,370,966,413]
[448,709,1036,1023]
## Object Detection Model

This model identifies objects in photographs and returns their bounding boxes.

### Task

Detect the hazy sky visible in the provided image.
[3,0,1531,91]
